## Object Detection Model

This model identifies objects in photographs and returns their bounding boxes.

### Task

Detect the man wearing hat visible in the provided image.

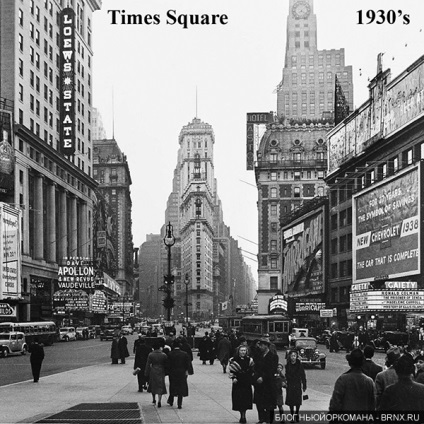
[379,353,424,410]
[414,353,424,384]
[253,336,278,424]
[375,347,400,408]
[362,345,383,381]
[329,348,375,412]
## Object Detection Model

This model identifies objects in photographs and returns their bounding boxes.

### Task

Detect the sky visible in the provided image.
[91,0,424,276]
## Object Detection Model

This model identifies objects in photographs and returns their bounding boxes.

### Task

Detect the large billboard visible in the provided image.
[352,164,420,285]
[283,206,325,297]
[0,204,21,300]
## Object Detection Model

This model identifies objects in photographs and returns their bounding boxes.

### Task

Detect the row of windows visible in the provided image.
[268,170,326,180]
[331,234,353,255]
[286,92,334,103]
[265,185,324,199]
[291,53,343,67]
[330,260,353,279]
[330,208,352,230]
[330,146,418,207]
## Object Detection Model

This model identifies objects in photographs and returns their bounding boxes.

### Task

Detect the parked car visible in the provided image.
[293,337,326,369]
[100,325,119,341]
[58,327,77,342]
[121,325,133,335]
[0,332,28,357]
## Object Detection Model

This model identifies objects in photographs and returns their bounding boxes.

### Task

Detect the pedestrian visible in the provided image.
[379,353,424,411]
[229,345,255,424]
[414,354,424,384]
[362,345,383,381]
[329,331,339,353]
[134,336,152,392]
[29,337,45,383]
[329,348,375,412]
[166,339,193,409]
[111,336,120,364]
[178,336,193,363]
[198,331,213,365]
[375,346,401,408]
[217,333,232,373]
[145,339,168,407]
[133,333,143,354]
[285,350,307,422]
[275,362,287,418]
[117,332,129,364]
[253,336,279,424]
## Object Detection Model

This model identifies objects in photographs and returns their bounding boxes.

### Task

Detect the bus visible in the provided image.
[241,315,291,348]
[218,316,242,334]
[0,321,57,346]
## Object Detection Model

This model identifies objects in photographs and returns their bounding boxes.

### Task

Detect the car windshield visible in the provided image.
[296,339,317,348]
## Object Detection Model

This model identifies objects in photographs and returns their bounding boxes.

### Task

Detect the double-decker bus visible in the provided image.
[241,315,291,348]
[0,321,57,345]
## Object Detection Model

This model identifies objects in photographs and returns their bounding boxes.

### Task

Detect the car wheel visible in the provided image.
[2,349,8,357]
[64,336,69,342]
[321,360,326,369]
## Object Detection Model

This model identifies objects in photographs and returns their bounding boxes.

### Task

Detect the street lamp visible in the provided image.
[162,221,175,321]
[184,274,192,324]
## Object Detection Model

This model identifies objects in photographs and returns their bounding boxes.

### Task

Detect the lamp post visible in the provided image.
[184,274,192,324]
[162,221,175,322]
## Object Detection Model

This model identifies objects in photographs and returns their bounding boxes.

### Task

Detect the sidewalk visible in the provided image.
[0,357,331,424]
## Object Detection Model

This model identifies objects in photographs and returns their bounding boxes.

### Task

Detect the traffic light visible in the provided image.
[164,275,175,284]
[162,297,175,309]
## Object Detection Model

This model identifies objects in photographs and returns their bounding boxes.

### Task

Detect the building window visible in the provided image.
[331,214,337,230]
[339,209,347,227]
[331,238,337,255]
[331,263,338,279]
[270,187,277,198]
[294,171,301,180]
[270,204,277,216]
[271,222,278,232]
[294,187,300,198]
[270,240,277,251]
[270,259,278,269]
[270,276,278,290]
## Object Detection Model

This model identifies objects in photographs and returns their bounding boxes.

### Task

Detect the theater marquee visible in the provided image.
[60,8,76,156]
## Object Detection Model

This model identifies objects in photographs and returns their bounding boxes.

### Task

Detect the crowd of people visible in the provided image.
[107,326,424,423]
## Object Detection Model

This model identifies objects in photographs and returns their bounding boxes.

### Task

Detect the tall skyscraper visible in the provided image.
[253,0,353,314]
[276,0,353,121]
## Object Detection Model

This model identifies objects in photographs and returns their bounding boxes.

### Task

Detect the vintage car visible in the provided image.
[294,337,326,369]
[370,331,409,351]
[316,330,332,345]
[99,325,119,341]
[58,327,77,342]
[0,331,28,357]
[326,330,355,352]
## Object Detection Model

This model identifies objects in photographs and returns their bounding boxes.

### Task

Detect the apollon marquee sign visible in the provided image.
[60,8,76,156]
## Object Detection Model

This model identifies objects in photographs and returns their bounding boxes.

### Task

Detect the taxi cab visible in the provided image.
[0,331,28,357]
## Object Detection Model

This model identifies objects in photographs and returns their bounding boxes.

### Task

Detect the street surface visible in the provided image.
[0,326,388,396]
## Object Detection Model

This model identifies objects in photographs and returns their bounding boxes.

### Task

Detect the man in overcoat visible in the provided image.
[166,339,193,409]
[118,332,129,364]
[29,337,45,382]
[134,336,153,392]
[253,336,278,424]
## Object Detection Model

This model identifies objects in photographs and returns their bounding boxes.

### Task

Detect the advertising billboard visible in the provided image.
[350,281,424,312]
[352,164,420,285]
[0,204,21,300]
[283,206,326,297]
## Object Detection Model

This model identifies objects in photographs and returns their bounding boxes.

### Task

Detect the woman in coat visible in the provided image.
[117,333,129,364]
[134,337,153,392]
[285,350,307,420]
[229,345,255,424]
[166,339,193,409]
[145,340,169,407]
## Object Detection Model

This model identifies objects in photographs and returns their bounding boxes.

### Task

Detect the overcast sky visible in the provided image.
[92,0,424,276]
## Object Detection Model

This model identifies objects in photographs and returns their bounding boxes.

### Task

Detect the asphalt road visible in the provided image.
[0,331,388,398]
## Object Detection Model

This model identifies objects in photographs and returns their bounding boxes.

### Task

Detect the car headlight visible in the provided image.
[300,348,305,355]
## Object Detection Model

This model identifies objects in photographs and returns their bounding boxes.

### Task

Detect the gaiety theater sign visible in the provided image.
[60,8,75,156]
[57,257,95,290]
